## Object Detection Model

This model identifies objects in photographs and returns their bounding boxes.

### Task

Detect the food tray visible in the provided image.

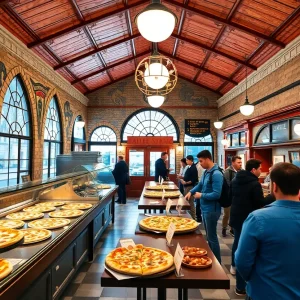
[182,256,212,269]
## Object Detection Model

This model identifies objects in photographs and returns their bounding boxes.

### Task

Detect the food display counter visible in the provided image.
[0,165,118,300]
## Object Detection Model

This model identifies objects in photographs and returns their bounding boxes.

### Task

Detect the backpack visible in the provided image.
[206,167,231,208]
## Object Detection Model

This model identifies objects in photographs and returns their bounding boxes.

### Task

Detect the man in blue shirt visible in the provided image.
[235,162,300,300]
[185,150,223,263]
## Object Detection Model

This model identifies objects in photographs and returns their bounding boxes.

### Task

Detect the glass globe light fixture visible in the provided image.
[147,95,165,108]
[76,115,85,128]
[221,139,228,146]
[134,0,177,42]
[144,62,169,89]
[240,67,254,116]
[214,119,223,129]
[294,124,300,136]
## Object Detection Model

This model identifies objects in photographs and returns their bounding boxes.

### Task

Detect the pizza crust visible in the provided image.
[21,228,52,244]
[0,228,24,248]
[0,220,25,229]
[0,259,13,280]
[49,210,84,218]
[62,203,93,210]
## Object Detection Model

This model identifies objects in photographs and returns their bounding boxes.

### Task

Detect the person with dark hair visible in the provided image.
[154,152,171,182]
[185,150,223,263]
[229,158,265,295]
[112,156,129,204]
[222,155,242,237]
[180,155,198,219]
[236,163,300,300]
[177,158,188,194]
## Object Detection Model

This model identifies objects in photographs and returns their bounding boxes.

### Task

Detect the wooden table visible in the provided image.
[101,235,230,300]
[138,181,190,213]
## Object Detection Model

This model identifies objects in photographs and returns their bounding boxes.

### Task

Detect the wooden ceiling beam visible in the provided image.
[164,0,285,48]
[171,33,257,70]
[159,50,238,85]
[53,33,141,70]
[71,50,150,85]
[27,0,147,48]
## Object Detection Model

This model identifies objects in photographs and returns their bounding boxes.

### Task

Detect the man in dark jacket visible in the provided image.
[112,156,129,204]
[229,159,264,296]
[155,152,170,182]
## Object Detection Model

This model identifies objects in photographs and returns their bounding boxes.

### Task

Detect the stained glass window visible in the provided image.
[0,76,32,187]
[122,109,179,142]
[91,126,117,142]
[43,97,62,179]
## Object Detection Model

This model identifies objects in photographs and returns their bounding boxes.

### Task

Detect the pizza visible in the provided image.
[143,190,181,198]
[145,185,179,191]
[21,228,52,244]
[61,203,93,210]
[28,218,70,230]
[0,220,25,229]
[97,184,111,189]
[6,212,44,221]
[0,259,13,280]
[0,227,24,248]
[49,210,84,218]
[105,244,174,276]
[23,206,56,213]
[182,256,212,268]
[139,216,199,232]
[182,246,207,257]
[35,201,65,207]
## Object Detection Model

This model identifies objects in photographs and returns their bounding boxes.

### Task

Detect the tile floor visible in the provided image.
[60,199,246,300]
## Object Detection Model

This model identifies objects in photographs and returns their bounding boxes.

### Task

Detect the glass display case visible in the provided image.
[0,165,117,299]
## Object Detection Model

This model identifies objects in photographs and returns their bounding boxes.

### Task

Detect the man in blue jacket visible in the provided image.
[235,162,300,300]
[154,152,170,182]
[185,150,223,263]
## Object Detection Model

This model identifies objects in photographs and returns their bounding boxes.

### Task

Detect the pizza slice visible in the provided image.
[0,259,13,280]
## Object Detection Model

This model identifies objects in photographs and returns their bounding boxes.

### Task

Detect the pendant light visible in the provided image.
[134,0,178,42]
[76,115,85,128]
[240,67,254,116]
[214,118,223,129]
[147,95,165,108]
[294,124,300,136]
[221,139,228,146]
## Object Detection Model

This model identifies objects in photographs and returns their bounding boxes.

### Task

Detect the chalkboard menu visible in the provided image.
[271,121,288,142]
[185,119,210,137]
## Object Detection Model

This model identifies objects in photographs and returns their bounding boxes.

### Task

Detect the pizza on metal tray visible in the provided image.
[28,218,70,230]
[0,220,25,229]
[49,210,84,218]
[0,227,24,248]
[105,244,174,276]
[143,190,180,198]
[62,203,93,210]
[6,212,44,221]
[21,228,52,244]
[0,259,13,280]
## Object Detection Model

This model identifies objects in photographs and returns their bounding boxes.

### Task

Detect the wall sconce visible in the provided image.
[221,139,228,146]
[177,145,183,154]
[118,145,125,153]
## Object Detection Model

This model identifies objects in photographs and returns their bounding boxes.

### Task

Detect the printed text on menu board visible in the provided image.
[185,119,210,138]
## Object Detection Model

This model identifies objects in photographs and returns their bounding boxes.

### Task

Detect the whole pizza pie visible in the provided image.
[143,190,181,198]
[28,218,70,230]
[23,206,56,213]
[0,220,25,229]
[0,259,13,280]
[105,244,174,276]
[6,212,44,221]
[145,185,179,191]
[21,228,52,244]
[97,184,111,189]
[0,227,24,248]
[139,216,199,232]
[49,210,84,218]
[35,201,65,207]
[61,203,93,210]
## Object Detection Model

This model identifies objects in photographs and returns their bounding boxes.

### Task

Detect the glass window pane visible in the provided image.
[184,145,213,163]
[292,119,300,140]
[169,149,175,174]
[44,97,61,141]
[90,145,116,168]
[255,126,270,144]
[73,122,84,139]
[129,150,144,176]
[10,138,18,159]
[149,151,161,176]
[20,159,29,171]
[21,139,29,159]
[91,126,116,142]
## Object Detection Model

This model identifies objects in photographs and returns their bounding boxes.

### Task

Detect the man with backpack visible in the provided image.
[222,155,243,238]
[185,150,224,264]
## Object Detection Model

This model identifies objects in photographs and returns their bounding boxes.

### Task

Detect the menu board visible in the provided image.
[185,119,210,137]
[271,121,288,142]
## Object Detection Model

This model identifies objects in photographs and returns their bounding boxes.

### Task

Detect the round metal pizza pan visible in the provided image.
[0,236,24,254]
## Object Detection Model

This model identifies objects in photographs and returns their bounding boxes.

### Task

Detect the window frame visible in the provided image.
[71,115,86,151]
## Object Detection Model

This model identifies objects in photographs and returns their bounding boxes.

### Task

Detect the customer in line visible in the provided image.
[180,155,198,220]
[154,152,171,182]
[112,156,129,205]
[222,155,243,237]
[229,159,265,295]
[185,150,223,263]
[235,162,300,300]
[177,158,188,194]
[195,154,205,223]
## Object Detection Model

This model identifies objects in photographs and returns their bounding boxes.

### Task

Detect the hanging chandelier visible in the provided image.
[214,118,223,129]
[240,67,254,116]
[134,0,177,42]
[135,48,177,98]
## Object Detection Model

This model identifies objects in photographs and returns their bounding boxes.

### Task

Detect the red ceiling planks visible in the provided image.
[101,41,133,65]
[134,36,151,54]
[248,44,281,67]
[159,37,176,55]
[162,1,182,34]
[110,60,135,80]
[197,71,226,90]
[67,55,103,78]
[205,54,238,78]
[275,16,300,44]
[173,60,198,81]
[175,40,206,66]
[57,68,76,82]
[33,47,59,67]
[220,82,235,95]
[73,82,88,94]
[83,72,111,90]
[232,66,255,83]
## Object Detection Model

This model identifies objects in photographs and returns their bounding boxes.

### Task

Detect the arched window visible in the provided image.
[121,109,179,142]
[43,96,62,179]
[89,126,117,168]
[0,76,32,187]
[72,115,86,151]
[184,133,214,162]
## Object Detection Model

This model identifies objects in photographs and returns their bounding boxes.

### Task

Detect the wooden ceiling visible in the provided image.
[0,0,299,96]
